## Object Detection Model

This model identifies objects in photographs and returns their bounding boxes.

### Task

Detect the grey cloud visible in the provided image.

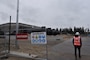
[0,0,16,10]
[19,7,40,23]
[0,12,9,21]
[0,0,90,28]
[20,7,39,17]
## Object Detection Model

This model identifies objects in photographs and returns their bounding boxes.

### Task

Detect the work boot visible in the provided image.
[79,56,81,59]
[75,56,77,60]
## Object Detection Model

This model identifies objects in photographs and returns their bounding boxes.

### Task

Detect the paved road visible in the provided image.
[48,37,90,60]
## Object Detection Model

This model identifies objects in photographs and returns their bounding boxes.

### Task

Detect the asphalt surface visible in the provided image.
[48,37,90,60]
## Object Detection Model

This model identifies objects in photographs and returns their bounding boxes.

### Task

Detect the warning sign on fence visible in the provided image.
[31,32,47,44]
[16,33,28,40]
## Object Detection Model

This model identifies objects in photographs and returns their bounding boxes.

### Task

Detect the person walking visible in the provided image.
[73,32,82,59]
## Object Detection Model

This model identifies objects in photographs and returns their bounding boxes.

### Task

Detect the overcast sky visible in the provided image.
[0,0,90,28]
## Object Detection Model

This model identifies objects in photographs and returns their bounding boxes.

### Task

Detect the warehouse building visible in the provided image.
[0,23,45,34]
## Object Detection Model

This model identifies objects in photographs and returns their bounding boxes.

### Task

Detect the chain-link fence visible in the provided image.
[0,35,9,59]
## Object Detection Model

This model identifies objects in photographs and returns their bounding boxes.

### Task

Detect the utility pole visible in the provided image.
[16,0,19,48]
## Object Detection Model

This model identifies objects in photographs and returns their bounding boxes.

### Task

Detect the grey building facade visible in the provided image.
[0,23,44,34]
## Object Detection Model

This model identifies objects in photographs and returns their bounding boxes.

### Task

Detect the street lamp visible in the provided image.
[15,0,19,48]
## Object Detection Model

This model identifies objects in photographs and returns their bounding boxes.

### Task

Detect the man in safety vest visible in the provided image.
[73,32,82,59]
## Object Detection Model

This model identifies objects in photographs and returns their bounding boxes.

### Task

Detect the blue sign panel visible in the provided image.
[31,32,47,44]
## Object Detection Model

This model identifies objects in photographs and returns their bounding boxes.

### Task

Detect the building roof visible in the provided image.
[0,22,40,28]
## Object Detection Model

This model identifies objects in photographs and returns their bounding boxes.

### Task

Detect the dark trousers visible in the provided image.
[74,46,81,58]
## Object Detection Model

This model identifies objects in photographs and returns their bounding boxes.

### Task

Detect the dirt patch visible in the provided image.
[60,34,73,40]
[0,35,72,60]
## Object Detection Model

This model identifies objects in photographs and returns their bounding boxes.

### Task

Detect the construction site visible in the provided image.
[0,0,90,60]
[0,25,90,60]
[0,31,69,60]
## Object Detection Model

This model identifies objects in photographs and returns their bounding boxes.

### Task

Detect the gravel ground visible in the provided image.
[0,35,72,60]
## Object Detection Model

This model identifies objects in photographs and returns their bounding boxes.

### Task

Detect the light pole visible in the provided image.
[16,0,19,48]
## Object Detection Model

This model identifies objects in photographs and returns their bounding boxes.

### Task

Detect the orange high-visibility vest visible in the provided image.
[74,36,80,46]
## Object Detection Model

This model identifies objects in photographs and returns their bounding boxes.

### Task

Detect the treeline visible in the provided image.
[0,26,89,35]
[41,26,90,35]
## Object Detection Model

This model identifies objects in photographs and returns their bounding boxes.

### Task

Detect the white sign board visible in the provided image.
[31,32,47,44]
